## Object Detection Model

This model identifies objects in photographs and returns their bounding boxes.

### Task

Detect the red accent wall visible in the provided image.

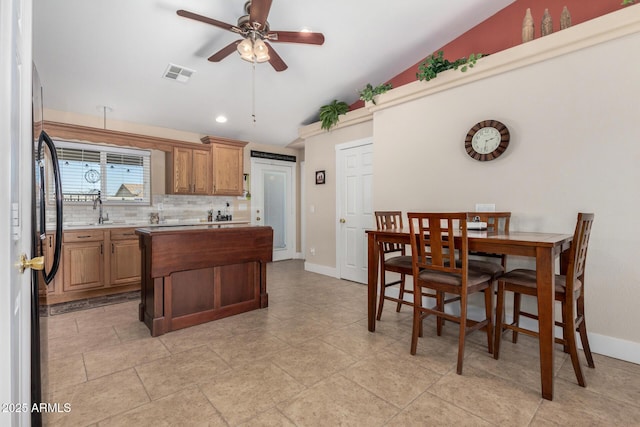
[350,0,624,110]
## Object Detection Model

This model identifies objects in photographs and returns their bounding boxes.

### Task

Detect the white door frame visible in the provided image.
[1,0,34,425]
[335,137,373,282]
[300,161,305,260]
[250,157,297,261]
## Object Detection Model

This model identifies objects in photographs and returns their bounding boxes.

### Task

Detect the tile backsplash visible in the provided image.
[54,195,251,225]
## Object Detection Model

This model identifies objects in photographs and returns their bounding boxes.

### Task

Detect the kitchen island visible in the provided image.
[136,224,273,337]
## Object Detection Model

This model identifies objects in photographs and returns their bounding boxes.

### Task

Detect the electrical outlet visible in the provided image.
[309,247,316,256]
[475,203,495,212]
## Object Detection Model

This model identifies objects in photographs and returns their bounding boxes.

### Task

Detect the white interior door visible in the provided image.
[1,0,34,425]
[337,140,373,283]
[251,159,296,261]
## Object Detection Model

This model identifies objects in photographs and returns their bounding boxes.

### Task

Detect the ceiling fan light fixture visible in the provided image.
[253,38,270,63]
[237,38,254,62]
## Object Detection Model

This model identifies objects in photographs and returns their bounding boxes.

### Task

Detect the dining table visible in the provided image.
[366,227,573,401]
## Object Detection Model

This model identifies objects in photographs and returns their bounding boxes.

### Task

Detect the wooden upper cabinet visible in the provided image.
[201,136,248,196]
[192,149,211,194]
[166,146,211,195]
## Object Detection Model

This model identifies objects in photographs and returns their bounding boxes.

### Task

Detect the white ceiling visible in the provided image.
[33,0,514,147]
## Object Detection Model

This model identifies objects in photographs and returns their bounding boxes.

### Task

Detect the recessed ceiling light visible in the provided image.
[300,27,312,33]
[215,115,228,123]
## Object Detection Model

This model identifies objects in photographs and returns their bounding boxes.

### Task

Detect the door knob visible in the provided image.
[339,218,346,223]
[18,254,44,273]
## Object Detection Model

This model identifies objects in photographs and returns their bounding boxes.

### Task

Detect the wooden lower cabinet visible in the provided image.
[62,230,105,292]
[47,227,141,304]
[110,229,141,287]
[38,232,59,296]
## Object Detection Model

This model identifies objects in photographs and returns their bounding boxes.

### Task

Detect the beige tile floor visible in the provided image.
[42,260,640,426]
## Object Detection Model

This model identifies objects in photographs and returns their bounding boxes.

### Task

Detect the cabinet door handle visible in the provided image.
[77,235,92,239]
[111,243,114,254]
[100,243,103,255]
[48,236,52,247]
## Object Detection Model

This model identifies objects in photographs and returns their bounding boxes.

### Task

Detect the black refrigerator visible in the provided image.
[31,63,63,427]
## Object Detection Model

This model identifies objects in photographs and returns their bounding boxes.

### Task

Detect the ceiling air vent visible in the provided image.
[163,63,195,83]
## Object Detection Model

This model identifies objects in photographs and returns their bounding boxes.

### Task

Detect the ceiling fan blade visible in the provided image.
[208,41,242,62]
[177,10,237,32]
[249,0,273,30]
[264,42,287,72]
[267,31,325,45]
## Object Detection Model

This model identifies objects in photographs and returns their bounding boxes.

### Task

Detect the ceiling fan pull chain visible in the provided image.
[252,60,257,124]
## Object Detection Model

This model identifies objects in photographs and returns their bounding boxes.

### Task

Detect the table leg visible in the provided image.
[367,232,379,332]
[536,246,555,400]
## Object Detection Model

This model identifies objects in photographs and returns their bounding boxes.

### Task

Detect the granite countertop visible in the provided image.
[61,219,250,230]
[135,222,264,234]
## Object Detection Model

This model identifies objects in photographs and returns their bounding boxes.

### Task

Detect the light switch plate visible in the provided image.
[475,203,496,212]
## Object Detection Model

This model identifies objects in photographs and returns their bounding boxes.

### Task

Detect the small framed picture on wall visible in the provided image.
[315,170,326,185]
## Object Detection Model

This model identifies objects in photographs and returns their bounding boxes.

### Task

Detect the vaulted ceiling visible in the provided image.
[33,0,514,146]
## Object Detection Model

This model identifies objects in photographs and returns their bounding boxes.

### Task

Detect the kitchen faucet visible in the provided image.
[93,191,104,224]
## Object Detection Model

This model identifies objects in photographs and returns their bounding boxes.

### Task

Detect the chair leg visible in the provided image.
[410,294,421,355]
[577,293,595,368]
[436,291,444,336]
[396,274,405,312]
[563,301,587,387]
[512,292,521,343]
[456,294,468,375]
[376,267,386,321]
[561,303,569,354]
[484,286,494,355]
[494,281,505,360]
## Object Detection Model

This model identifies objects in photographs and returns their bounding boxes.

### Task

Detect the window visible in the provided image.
[53,140,151,205]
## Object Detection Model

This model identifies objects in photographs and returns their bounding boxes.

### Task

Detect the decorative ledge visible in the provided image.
[296,107,373,141]
[297,5,640,143]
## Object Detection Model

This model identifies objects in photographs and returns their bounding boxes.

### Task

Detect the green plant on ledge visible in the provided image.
[622,0,636,5]
[319,100,349,131]
[416,51,484,82]
[358,82,392,105]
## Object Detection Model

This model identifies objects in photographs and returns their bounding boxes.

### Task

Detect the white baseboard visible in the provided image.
[584,332,640,365]
[384,288,640,365]
[294,252,304,259]
[304,262,339,278]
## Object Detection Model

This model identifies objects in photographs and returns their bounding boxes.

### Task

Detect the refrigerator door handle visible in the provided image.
[38,131,63,284]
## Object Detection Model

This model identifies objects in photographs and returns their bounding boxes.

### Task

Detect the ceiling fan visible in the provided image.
[177,0,325,72]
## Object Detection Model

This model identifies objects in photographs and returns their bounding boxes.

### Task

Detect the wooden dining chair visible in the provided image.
[374,211,414,320]
[465,212,511,280]
[408,212,494,374]
[494,213,595,387]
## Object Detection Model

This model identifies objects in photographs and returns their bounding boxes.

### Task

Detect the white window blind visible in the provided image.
[53,140,151,205]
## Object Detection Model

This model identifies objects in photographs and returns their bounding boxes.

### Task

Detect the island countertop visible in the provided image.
[137,224,273,336]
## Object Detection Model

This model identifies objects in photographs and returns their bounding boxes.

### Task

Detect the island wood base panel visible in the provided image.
[136,225,273,337]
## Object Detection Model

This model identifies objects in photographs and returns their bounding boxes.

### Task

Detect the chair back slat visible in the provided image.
[375,211,405,254]
[566,213,595,294]
[466,212,511,233]
[408,212,467,277]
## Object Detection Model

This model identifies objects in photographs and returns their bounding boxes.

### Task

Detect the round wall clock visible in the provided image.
[464,120,510,161]
[84,169,101,183]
